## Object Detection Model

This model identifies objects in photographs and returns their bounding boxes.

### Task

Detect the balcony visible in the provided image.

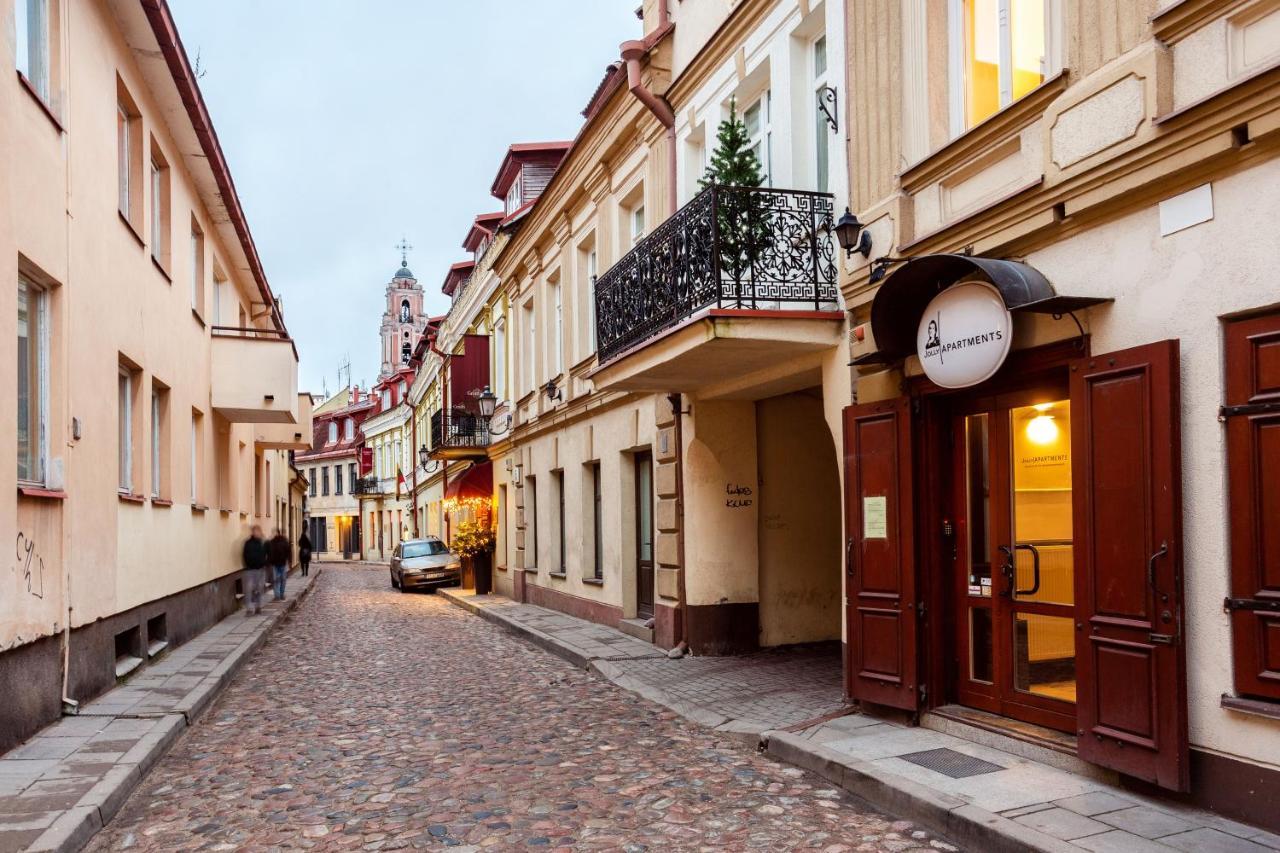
[211,326,300,424]
[254,393,314,450]
[353,475,387,496]
[590,185,844,398]
[429,408,490,460]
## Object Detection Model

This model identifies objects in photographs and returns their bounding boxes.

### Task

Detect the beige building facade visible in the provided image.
[1,0,308,752]
[835,0,1280,828]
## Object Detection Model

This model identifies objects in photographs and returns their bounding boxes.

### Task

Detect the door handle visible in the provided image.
[1147,540,1169,600]
[846,537,855,578]
[1013,543,1041,596]
[998,545,1014,598]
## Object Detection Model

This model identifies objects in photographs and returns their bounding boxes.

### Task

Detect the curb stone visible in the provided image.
[765,730,1076,853]
[25,569,321,853]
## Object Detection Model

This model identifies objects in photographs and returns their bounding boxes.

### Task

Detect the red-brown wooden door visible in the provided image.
[843,398,919,711]
[1071,340,1189,792]
[1225,313,1280,700]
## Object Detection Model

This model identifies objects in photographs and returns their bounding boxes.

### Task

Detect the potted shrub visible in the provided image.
[452,520,495,594]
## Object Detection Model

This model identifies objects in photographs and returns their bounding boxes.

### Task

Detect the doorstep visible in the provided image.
[769,712,1280,853]
[0,569,320,853]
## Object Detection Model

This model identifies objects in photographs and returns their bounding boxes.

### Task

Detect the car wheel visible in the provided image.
[391,572,400,589]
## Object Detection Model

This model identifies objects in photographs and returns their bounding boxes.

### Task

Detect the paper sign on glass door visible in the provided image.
[863,496,888,539]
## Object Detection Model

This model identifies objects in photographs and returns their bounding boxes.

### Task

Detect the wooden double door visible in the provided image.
[949,387,1077,732]
[842,341,1192,792]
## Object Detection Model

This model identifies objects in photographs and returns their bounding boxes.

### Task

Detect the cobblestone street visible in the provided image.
[87,564,953,852]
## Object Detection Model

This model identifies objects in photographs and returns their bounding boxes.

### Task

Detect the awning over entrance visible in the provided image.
[860,254,1111,364]
[444,461,492,505]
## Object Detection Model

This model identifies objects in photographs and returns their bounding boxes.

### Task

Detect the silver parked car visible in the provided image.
[390,537,461,592]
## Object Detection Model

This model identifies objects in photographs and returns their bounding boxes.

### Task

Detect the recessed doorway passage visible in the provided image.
[948,388,1077,733]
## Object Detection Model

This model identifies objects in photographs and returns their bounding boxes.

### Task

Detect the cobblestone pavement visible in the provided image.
[87,563,956,852]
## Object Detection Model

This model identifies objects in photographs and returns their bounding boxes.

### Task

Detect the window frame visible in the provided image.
[190,218,205,316]
[328,421,338,444]
[17,273,49,486]
[118,366,134,494]
[553,468,566,573]
[592,461,603,580]
[149,381,170,499]
[948,0,1054,138]
[812,34,831,193]
[149,140,171,270]
[743,90,773,186]
[526,475,538,569]
[15,0,52,103]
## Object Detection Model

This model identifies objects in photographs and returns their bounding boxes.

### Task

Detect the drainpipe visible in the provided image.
[667,393,688,653]
[620,40,677,219]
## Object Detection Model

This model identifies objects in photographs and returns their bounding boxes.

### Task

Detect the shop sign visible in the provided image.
[916,280,1013,389]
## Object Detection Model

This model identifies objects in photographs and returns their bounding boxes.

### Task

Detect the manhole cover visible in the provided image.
[899,747,1005,778]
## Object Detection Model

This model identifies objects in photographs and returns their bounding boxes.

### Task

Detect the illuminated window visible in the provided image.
[954,0,1046,132]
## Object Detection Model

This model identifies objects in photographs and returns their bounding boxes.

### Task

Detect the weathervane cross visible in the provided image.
[395,236,413,266]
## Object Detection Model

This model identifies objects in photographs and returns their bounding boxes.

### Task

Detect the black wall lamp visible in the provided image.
[477,385,512,437]
[543,378,563,403]
[834,208,872,259]
[816,85,839,134]
[417,445,441,474]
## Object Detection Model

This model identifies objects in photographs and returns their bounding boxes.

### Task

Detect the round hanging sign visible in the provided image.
[916,280,1013,389]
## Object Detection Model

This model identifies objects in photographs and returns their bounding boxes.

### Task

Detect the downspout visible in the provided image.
[410,405,419,538]
[620,40,677,219]
[667,394,688,653]
[61,0,77,715]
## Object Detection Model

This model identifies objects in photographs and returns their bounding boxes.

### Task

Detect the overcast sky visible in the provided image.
[169,1,639,397]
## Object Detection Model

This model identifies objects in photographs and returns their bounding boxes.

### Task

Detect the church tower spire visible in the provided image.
[378,238,426,379]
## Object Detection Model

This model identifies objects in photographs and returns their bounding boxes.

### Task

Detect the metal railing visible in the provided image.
[592,184,838,363]
[353,475,384,495]
[430,408,490,452]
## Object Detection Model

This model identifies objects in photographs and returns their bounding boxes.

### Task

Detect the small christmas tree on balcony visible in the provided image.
[700,97,768,297]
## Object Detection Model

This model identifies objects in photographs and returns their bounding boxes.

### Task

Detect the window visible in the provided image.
[190,409,202,504]
[322,466,330,496]
[117,80,142,230]
[550,278,563,378]
[812,35,831,193]
[190,219,205,314]
[150,141,170,268]
[381,389,391,409]
[744,92,772,185]
[349,463,357,490]
[150,382,169,499]
[953,0,1046,132]
[525,475,538,568]
[17,275,48,484]
[117,105,131,215]
[118,366,134,493]
[212,265,226,326]
[591,462,603,580]
[523,300,536,396]
[586,247,598,354]
[15,0,51,101]
[493,316,507,399]
[631,205,646,243]
[553,469,565,573]
[328,421,338,444]
[309,469,317,498]
[345,418,354,440]
[505,176,521,215]
[398,380,406,400]
[335,464,344,496]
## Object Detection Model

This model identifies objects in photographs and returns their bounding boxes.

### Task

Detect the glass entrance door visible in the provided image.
[952,391,1076,732]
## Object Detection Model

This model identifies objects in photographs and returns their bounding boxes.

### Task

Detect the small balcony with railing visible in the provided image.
[429,408,490,460]
[590,185,845,396]
[211,325,300,423]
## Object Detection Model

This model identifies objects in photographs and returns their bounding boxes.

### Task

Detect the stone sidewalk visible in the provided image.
[0,569,319,853]
[439,589,1280,853]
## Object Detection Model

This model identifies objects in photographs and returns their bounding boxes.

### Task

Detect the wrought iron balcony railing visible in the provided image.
[430,408,490,453]
[593,184,838,363]
[353,475,384,495]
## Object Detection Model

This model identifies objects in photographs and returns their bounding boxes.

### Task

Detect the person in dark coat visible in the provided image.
[267,529,291,601]
[298,531,313,577]
[242,525,268,616]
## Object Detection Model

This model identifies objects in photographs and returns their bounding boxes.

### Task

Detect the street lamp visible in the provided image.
[834,207,872,259]
[477,386,497,418]
[418,444,440,474]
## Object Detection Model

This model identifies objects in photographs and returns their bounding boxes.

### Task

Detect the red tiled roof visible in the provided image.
[462,212,505,253]
[490,141,574,199]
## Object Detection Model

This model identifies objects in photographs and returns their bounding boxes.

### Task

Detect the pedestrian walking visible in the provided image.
[267,528,291,601]
[242,525,268,616]
[298,530,313,577]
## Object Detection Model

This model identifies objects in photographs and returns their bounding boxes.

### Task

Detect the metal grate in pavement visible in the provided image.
[898,747,1005,778]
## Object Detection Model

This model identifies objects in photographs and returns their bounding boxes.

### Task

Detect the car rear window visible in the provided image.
[402,541,449,558]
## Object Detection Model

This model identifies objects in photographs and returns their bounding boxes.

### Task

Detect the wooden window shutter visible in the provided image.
[842,398,919,711]
[1224,312,1280,702]
[1071,340,1189,792]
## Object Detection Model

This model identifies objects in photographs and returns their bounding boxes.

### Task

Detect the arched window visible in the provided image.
[400,299,411,323]
[327,422,337,444]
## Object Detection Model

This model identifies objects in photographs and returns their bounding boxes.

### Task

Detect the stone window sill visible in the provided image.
[150,497,172,507]
[17,71,64,133]
[548,571,567,580]
[191,503,209,513]
[152,256,172,283]
[582,577,604,586]
[118,491,145,504]
[1221,694,1280,721]
[19,485,67,500]
[118,210,146,249]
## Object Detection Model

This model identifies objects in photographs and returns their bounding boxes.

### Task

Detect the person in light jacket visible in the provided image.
[242,526,268,616]
[267,529,291,601]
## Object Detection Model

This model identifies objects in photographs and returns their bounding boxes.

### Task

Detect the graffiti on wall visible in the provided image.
[725,483,754,509]
[13,533,45,599]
